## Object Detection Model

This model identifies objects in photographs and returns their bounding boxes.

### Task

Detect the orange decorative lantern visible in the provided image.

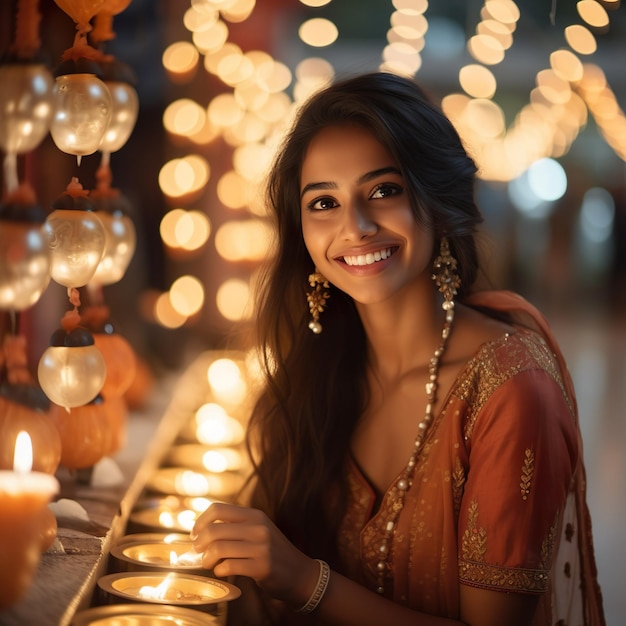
[49,395,111,470]
[0,334,61,475]
[102,393,128,457]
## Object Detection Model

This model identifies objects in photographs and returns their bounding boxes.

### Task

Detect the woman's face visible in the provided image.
[300,123,434,306]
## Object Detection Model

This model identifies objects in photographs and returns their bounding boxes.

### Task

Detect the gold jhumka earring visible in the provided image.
[432,236,461,307]
[306,270,330,334]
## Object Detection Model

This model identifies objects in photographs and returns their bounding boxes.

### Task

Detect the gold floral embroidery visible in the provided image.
[539,515,558,569]
[455,331,574,440]
[461,501,487,561]
[520,448,534,500]
[452,456,466,518]
[458,560,550,593]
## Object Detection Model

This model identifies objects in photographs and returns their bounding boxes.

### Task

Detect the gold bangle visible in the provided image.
[296,559,330,615]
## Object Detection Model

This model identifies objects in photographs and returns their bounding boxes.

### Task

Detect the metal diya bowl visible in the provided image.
[97,572,240,613]
[70,602,223,625]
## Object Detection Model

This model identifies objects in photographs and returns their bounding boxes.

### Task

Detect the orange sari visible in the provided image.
[337,291,605,625]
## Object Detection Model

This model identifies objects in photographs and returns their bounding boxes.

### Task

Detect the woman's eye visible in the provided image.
[307,196,337,211]
[371,183,402,199]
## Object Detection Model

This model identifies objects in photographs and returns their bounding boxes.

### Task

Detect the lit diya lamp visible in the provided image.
[165,444,245,473]
[110,539,207,574]
[177,402,245,446]
[71,603,222,626]
[128,496,213,534]
[97,572,240,613]
[145,467,243,499]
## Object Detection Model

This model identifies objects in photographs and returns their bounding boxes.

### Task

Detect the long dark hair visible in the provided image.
[245,72,483,565]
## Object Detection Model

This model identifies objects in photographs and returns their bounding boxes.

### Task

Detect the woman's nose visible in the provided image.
[340,202,377,240]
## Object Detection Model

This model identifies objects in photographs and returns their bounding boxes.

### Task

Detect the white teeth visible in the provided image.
[344,247,393,266]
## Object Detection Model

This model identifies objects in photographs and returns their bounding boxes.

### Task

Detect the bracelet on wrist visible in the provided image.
[296,559,330,615]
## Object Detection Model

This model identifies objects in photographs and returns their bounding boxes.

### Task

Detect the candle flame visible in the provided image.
[14,431,33,473]
[138,572,176,600]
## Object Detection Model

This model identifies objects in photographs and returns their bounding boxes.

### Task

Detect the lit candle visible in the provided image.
[146,467,243,498]
[97,572,241,609]
[110,540,206,573]
[129,496,213,533]
[0,431,60,609]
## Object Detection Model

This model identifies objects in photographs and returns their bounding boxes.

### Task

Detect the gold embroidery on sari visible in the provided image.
[456,332,573,440]
[520,448,534,500]
[461,501,487,561]
[458,560,550,593]
[452,455,465,518]
[539,515,558,569]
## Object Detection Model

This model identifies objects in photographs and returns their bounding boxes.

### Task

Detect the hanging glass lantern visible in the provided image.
[0,62,55,193]
[37,326,106,409]
[49,70,112,162]
[0,187,51,311]
[44,178,106,289]
[98,59,138,157]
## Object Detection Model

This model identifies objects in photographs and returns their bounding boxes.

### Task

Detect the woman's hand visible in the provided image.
[190,502,319,608]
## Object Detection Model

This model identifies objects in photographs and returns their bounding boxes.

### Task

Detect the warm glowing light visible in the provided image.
[160,209,187,248]
[193,19,229,54]
[139,573,176,600]
[232,143,273,182]
[13,431,33,473]
[207,358,246,402]
[207,93,244,127]
[163,99,206,136]
[195,403,245,446]
[299,0,331,6]
[536,70,571,105]
[550,49,584,82]
[577,0,609,29]
[464,98,505,138]
[221,0,256,22]
[390,11,428,39]
[382,42,423,75]
[163,41,200,76]
[216,279,251,321]
[477,19,513,49]
[467,34,505,65]
[215,220,271,262]
[564,24,597,55]
[158,156,210,198]
[217,171,251,209]
[256,61,292,94]
[393,0,429,12]
[155,292,187,328]
[298,18,339,47]
[484,0,520,24]
[183,5,219,32]
[177,210,211,250]
[169,275,204,317]
[459,64,497,99]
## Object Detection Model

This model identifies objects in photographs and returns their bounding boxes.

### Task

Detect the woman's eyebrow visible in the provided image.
[300,166,401,199]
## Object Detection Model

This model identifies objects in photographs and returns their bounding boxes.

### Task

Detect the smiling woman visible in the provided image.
[190,72,606,626]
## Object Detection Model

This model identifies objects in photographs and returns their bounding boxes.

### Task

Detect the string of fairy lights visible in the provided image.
[151,0,625,331]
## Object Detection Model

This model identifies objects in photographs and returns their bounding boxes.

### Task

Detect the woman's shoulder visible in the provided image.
[449,304,567,400]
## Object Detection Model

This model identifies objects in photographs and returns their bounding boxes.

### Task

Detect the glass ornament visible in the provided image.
[0,63,54,192]
[91,203,136,286]
[49,73,112,160]
[99,79,138,155]
[37,327,106,409]
[0,198,51,311]
[49,395,111,469]
[53,0,108,31]
[44,188,106,289]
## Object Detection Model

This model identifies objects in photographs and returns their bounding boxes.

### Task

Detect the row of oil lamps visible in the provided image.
[0,350,255,625]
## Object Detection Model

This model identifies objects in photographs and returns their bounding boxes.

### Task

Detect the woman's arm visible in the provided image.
[191,502,539,626]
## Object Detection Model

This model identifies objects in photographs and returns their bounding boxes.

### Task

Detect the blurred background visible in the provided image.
[0,1,624,623]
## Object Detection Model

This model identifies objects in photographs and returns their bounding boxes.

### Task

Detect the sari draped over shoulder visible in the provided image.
[336,290,605,625]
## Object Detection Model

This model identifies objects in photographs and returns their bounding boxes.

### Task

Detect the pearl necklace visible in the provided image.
[375,301,455,595]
